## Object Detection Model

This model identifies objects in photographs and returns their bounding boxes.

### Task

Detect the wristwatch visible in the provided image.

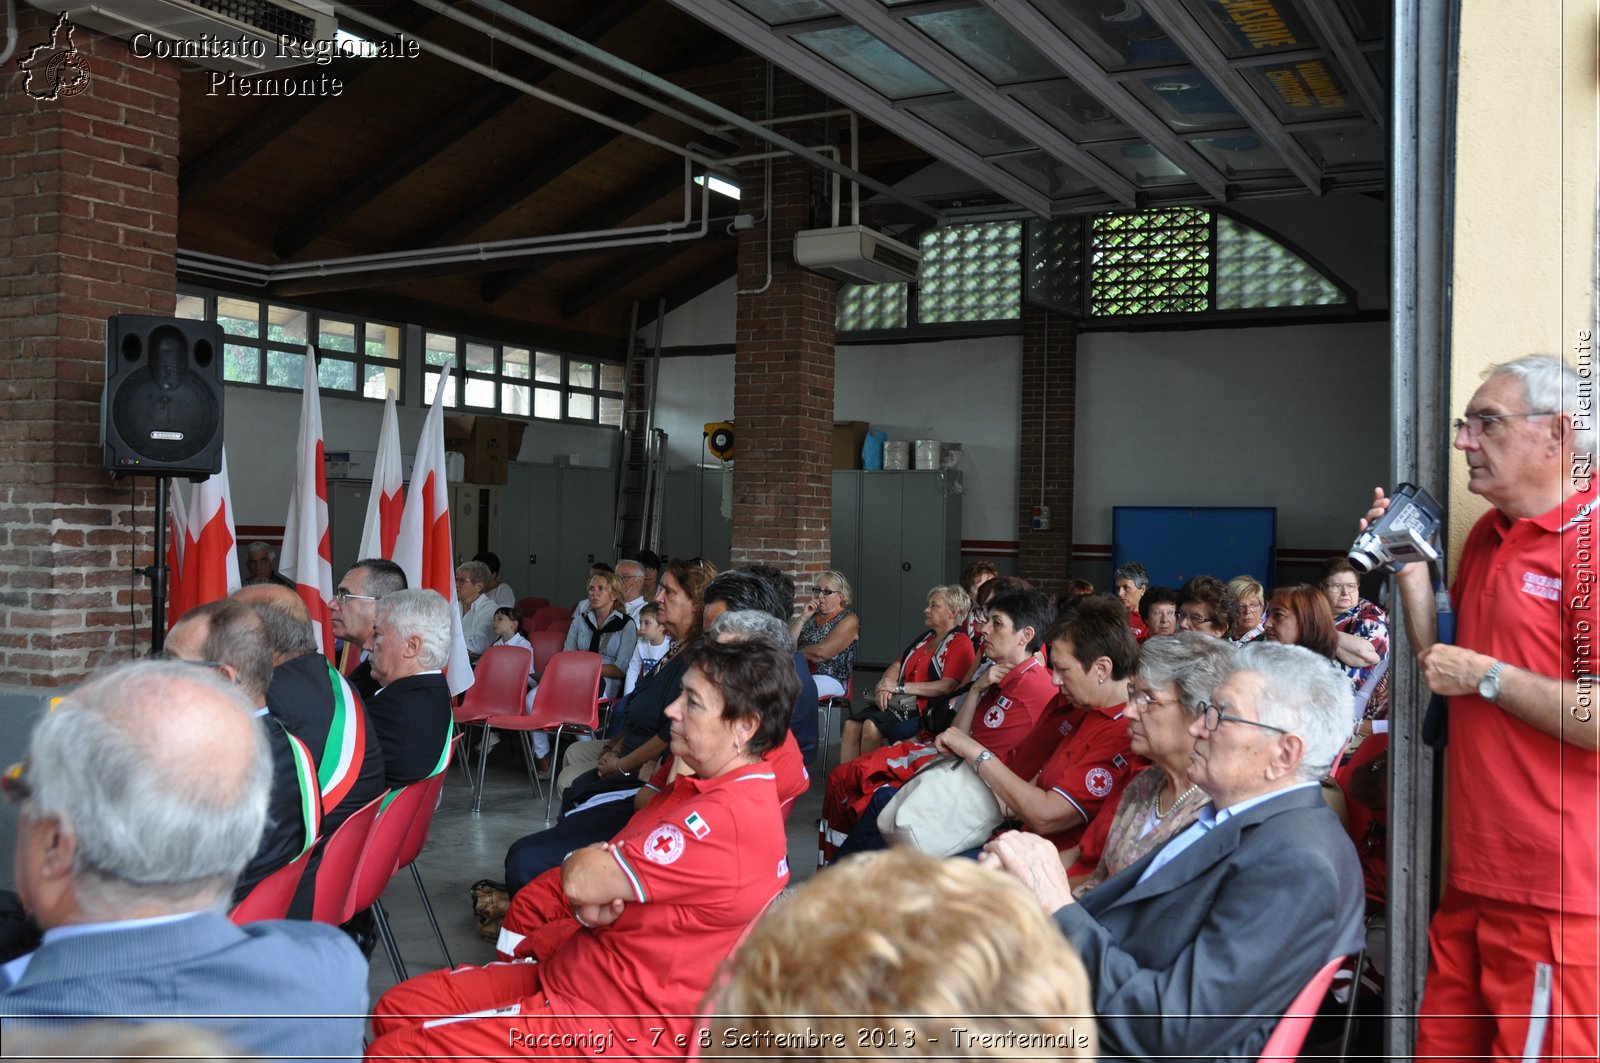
[1478,660,1506,703]
[974,749,995,769]
[895,682,905,694]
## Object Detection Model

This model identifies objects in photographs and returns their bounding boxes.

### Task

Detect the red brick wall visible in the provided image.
[1016,306,1078,589]
[0,11,180,684]
[730,65,835,591]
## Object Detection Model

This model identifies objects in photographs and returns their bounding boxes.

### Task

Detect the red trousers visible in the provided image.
[817,740,935,864]
[1416,885,1599,1062]
[496,867,582,962]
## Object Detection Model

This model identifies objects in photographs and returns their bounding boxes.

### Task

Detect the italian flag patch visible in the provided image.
[685,811,710,840]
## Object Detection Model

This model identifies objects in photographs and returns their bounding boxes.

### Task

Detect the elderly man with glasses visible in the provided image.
[981,641,1364,1062]
[1362,354,1600,1061]
[0,658,366,1057]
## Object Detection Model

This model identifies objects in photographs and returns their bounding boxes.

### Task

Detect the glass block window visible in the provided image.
[1025,218,1084,316]
[1089,207,1211,315]
[837,282,908,331]
[918,222,1023,324]
[1214,215,1347,309]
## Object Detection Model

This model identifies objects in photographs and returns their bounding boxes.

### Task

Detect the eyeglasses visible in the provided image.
[2,758,31,804]
[1177,610,1218,629]
[1196,700,1291,736]
[1452,411,1557,438]
[1322,582,1360,594]
[333,589,378,604]
[1131,690,1181,710]
[810,587,838,596]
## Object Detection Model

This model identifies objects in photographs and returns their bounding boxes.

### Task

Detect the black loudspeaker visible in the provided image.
[101,315,225,479]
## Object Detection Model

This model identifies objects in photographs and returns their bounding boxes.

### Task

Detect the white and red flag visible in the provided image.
[175,445,241,621]
[393,367,473,695]
[279,349,335,659]
[358,390,405,561]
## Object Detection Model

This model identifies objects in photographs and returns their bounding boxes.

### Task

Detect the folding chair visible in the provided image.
[309,792,384,925]
[1257,956,1346,1063]
[476,649,603,820]
[344,777,441,984]
[394,767,455,971]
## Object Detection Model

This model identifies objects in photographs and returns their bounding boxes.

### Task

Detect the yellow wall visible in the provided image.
[1449,1,1597,555]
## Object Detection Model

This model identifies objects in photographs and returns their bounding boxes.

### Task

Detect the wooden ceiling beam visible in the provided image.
[558,240,725,319]
[271,0,651,259]
[180,1,433,205]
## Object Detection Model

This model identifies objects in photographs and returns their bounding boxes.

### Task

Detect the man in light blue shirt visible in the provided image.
[983,641,1365,1063]
[1,659,366,1060]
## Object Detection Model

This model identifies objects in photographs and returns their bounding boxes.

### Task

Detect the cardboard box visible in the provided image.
[832,420,871,470]
[323,449,376,480]
[442,415,510,484]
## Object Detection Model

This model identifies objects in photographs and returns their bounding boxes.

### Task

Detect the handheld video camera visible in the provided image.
[1348,482,1444,573]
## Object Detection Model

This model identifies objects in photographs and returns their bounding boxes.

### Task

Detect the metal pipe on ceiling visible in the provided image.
[457,0,942,222]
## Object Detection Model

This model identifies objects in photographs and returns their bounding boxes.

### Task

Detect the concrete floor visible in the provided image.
[364,724,830,1003]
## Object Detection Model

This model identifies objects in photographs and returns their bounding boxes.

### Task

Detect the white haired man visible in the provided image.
[0,660,366,1057]
[1362,354,1599,1060]
[366,588,456,790]
[983,641,1364,1061]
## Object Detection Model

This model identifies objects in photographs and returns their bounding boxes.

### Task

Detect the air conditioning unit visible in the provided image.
[794,225,921,285]
[31,0,337,73]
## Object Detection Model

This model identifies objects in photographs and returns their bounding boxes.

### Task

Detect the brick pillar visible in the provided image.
[0,11,180,685]
[1016,306,1078,589]
[729,65,835,591]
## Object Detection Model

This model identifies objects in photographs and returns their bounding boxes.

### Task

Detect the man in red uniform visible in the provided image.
[1365,355,1598,1060]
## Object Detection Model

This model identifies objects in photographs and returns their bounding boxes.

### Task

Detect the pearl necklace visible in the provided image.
[1154,782,1201,821]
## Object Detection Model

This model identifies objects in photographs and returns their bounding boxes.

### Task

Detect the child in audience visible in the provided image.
[491,606,537,713]
[606,602,672,740]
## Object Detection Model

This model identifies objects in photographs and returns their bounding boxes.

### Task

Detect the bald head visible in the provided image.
[20,660,271,921]
[233,583,316,663]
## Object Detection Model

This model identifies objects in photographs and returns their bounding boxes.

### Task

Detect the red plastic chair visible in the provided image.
[395,767,454,971]
[453,645,533,792]
[528,630,566,676]
[476,649,602,820]
[309,792,384,925]
[229,845,312,924]
[529,605,573,632]
[1257,955,1344,1062]
[515,597,550,625]
[346,777,440,984]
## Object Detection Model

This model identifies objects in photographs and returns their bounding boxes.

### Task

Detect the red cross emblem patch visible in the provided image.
[644,824,685,865]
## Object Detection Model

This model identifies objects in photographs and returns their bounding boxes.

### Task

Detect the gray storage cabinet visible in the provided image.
[833,470,962,667]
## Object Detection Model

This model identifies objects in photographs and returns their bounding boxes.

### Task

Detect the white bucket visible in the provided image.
[883,441,911,470]
[913,439,942,469]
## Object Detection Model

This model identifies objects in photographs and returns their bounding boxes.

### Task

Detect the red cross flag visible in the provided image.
[174,444,241,622]
[279,349,335,658]
[392,367,473,696]
[358,390,405,561]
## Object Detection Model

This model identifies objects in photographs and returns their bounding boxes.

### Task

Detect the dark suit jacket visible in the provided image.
[366,671,453,789]
[348,656,379,702]
[1055,785,1365,1062]
[0,910,367,1060]
[233,714,318,903]
[266,652,387,835]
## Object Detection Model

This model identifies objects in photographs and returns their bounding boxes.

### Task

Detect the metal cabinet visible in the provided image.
[500,463,615,607]
[660,467,732,567]
[833,471,962,667]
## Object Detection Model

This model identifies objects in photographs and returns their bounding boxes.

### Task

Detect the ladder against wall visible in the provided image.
[613,299,667,561]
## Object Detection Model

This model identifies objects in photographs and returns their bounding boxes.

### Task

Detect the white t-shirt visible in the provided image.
[623,636,673,697]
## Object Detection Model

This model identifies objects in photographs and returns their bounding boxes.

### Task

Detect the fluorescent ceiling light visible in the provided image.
[694,174,741,201]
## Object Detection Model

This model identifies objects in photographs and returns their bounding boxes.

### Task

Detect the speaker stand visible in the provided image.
[138,479,172,657]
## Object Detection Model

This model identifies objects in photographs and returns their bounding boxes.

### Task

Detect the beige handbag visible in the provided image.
[876,754,1003,857]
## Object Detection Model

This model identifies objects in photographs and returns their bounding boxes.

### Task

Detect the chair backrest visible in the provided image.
[309,792,384,924]
[548,618,572,640]
[229,846,311,924]
[528,630,566,673]
[515,597,551,622]
[530,605,573,632]
[1257,956,1345,1062]
[455,645,532,723]
[520,650,603,730]
[395,765,450,871]
[345,779,434,919]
